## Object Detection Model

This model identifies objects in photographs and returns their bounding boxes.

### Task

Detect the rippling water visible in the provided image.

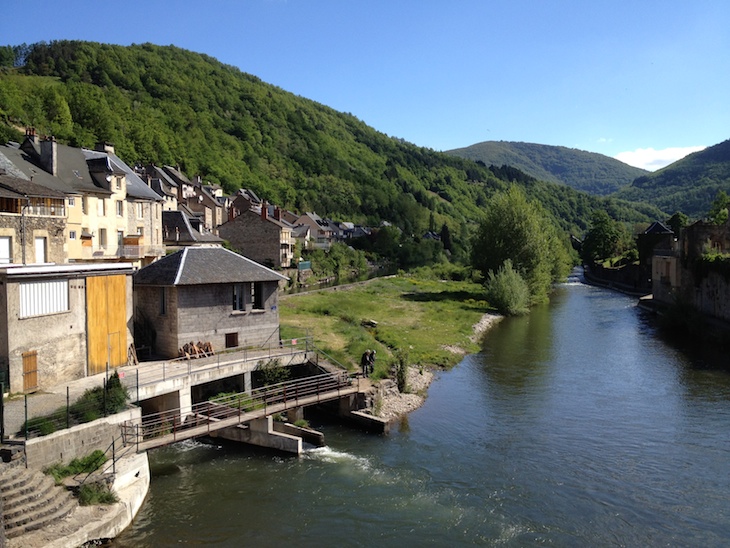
[114,279,730,547]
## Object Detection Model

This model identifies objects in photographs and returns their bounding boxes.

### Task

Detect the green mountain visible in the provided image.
[612,140,730,218]
[0,41,662,240]
[446,141,648,196]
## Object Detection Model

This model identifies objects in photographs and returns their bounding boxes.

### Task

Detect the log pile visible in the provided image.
[179,341,214,359]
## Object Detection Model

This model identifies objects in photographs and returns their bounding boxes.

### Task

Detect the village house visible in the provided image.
[143,164,179,212]
[0,132,164,268]
[0,173,67,265]
[133,246,288,359]
[162,209,223,249]
[218,204,295,268]
[161,166,224,233]
[0,261,134,394]
[651,219,730,321]
[295,212,334,249]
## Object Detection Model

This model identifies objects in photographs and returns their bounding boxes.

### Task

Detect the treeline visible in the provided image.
[0,40,663,246]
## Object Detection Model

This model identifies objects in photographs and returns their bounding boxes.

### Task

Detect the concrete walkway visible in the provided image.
[2,343,320,439]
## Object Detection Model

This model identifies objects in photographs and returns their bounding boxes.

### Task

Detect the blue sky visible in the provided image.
[3,1,728,171]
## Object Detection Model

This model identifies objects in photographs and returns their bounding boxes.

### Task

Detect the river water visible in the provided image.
[114,276,730,547]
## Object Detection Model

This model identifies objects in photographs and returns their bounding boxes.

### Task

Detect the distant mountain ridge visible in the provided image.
[446,141,648,196]
[612,139,730,218]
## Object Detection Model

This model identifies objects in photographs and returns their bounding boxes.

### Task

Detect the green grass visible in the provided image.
[280,273,495,374]
[45,450,107,485]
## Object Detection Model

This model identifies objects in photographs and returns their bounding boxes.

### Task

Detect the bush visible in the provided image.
[394,350,408,393]
[45,450,107,484]
[485,260,530,316]
[78,482,118,505]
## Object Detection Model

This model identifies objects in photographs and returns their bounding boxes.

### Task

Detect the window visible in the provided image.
[82,197,88,215]
[117,230,124,247]
[68,197,75,207]
[137,203,144,219]
[99,228,107,248]
[115,178,122,191]
[34,237,46,263]
[0,236,11,264]
[116,201,123,217]
[159,287,167,315]
[137,227,144,237]
[97,199,105,217]
[252,282,265,310]
[69,231,77,240]
[233,283,246,311]
[225,332,239,349]
[20,280,69,318]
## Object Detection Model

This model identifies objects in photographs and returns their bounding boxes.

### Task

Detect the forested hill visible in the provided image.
[612,139,730,218]
[446,141,648,196]
[0,41,661,235]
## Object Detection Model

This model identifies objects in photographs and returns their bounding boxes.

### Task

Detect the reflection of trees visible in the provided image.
[477,299,557,396]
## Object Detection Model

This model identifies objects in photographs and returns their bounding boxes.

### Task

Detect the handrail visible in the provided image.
[120,370,357,448]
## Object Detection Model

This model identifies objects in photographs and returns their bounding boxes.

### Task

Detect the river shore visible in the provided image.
[375,312,503,421]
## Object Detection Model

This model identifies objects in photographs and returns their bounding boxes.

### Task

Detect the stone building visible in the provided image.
[0,262,134,393]
[0,174,67,265]
[133,247,288,358]
[218,206,295,268]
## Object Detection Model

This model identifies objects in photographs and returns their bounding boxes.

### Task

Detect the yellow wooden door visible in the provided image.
[22,350,38,392]
[87,275,127,375]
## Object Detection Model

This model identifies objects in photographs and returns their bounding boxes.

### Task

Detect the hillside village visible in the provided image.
[2,126,730,398]
[0,129,377,396]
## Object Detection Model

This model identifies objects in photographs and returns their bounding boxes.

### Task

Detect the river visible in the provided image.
[113,275,730,547]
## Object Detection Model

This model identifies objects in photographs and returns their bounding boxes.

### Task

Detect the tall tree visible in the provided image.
[471,185,571,304]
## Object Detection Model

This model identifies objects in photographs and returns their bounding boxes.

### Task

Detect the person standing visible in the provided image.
[361,350,371,377]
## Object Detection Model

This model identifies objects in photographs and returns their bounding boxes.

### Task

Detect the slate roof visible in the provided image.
[162,210,223,244]
[0,173,66,198]
[643,221,673,235]
[134,246,288,286]
[83,150,162,201]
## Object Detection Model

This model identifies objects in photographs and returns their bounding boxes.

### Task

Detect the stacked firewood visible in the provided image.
[179,341,214,359]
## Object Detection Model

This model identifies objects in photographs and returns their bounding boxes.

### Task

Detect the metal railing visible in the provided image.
[120,338,314,402]
[121,370,358,450]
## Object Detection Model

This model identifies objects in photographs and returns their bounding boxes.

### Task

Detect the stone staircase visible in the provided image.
[0,460,78,539]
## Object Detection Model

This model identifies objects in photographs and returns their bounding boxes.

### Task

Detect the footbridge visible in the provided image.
[121,371,367,452]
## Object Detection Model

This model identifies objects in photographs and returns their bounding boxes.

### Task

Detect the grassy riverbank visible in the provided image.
[279,273,497,378]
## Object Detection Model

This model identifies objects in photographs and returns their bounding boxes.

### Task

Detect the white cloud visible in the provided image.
[614,146,706,171]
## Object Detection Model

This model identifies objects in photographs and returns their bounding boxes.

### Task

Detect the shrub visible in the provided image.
[395,350,408,393]
[78,482,118,505]
[45,450,107,484]
[485,260,530,316]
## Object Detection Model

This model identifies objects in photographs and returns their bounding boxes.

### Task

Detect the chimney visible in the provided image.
[274,206,282,221]
[40,136,57,176]
[95,141,115,155]
[25,127,39,145]
[261,202,268,220]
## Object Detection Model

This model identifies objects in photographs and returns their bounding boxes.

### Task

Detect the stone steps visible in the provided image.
[0,462,78,539]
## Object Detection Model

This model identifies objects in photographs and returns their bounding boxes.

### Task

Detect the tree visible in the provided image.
[666,211,689,234]
[471,185,571,304]
[708,191,730,225]
[580,210,632,264]
[485,259,530,316]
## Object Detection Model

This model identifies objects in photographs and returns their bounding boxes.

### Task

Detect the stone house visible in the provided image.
[133,247,288,358]
[161,210,223,249]
[161,166,224,233]
[652,219,730,321]
[0,262,134,393]
[218,206,295,268]
[295,212,334,250]
[0,133,164,268]
[0,174,67,264]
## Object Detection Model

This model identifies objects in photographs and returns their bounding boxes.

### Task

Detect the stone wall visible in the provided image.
[24,407,141,471]
[218,210,283,267]
[0,214,66,265]
[4,277,88,393]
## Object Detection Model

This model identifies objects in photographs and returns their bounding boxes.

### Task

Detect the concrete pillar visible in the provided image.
[179,386,192,420]
[244,371,252,394]
[286,407,303,423]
